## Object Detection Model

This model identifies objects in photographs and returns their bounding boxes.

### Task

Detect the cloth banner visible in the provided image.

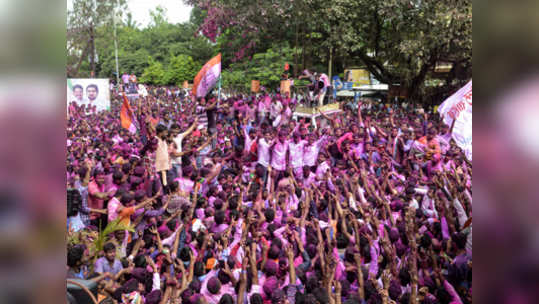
[280,79,291,95]
[437,80,472,160]
[251,80,260,93]
[193,53,221,98]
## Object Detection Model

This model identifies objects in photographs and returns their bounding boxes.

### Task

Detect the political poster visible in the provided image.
[438,80,472,160]
[67,78,111,111]
[343,69,371,86]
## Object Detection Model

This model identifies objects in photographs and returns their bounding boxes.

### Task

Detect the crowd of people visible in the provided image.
[67,84,472,304]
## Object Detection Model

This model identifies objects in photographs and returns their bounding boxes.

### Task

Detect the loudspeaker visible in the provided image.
[67,279,98,304]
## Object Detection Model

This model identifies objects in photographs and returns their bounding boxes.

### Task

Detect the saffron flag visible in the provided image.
[120,93,137,134]
[193,53,221,98]
[438,80,472,160]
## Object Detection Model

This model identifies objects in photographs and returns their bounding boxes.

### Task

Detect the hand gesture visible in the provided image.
[335,280,342,294]
[382,269,392,288]
[285,244,294,260]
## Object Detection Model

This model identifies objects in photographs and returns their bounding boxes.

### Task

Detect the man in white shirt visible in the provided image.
[270,131,289,183]
[257,130,274,182]
[270,99,283,125]
[288,133,307,180]
[303,133,328,172]
[169,117,198,179]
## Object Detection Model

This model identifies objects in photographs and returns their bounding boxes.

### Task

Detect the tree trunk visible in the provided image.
[328,47,333,80]
[294,22,299,78]
[407,54,438,105]
[67,38,92,78]
[301,29,306,72]
[89,24,96,78]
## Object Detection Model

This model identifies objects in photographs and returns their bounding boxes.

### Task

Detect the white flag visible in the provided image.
[438,80,472,160]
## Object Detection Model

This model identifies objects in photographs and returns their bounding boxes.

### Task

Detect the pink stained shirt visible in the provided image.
[174,177,194,195]
[200,271,236,304]
[303,135,327,167]
[271,140,289,171]
[337,132,353,153]
[155,136,171,172]
[257,138,272,168]
[303,172,316,188]
[315,161,330,179]
[88,180,106,220]
[243,126,255,153]
[107,197,122,222]
[288,140,307,168]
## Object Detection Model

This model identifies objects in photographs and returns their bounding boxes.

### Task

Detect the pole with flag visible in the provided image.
[120,93,137,134]
[193,53,222,99]
[217,74,222,105]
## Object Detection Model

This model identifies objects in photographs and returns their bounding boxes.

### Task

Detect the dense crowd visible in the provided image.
[67,85,472,304]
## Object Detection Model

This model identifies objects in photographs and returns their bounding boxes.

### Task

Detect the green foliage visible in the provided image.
[140,57,166,85]
[164,54,200,85]
[68,1,216,80]
[188,0,472,103]
[94,218,134,253]
[67,218,134,272]
[222,44,296,91]
[222,69,248,91]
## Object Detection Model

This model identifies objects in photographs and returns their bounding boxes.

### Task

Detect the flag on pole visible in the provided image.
[193,53,221,98]
[120,93,137,134]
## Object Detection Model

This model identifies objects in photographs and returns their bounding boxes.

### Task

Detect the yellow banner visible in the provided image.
[344,69,371,86]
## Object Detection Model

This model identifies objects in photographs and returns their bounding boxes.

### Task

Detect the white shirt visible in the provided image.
[243,127,255,152]
[271,140,289,171]
[303,172,316,188]
[315,161,330,179]
[270,102,282,119]
[303,136,327,167]
[171,133,185,165]
[288,140,307,168]
[257,138,272,167]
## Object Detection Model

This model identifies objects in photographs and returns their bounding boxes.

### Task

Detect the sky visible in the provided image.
[67,0,193,28]
[127,0,192,27]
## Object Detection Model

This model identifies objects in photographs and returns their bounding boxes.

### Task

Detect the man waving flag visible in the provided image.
[120,93,137,134]
[193,53,221,98]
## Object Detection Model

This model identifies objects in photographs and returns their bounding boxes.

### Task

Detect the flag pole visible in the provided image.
[217,74,222,106]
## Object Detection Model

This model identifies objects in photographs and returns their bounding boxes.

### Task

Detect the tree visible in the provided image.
[186,0,472,103]
[140,57,167,85]
[164,55,199,85]
[326,0,472,101]
[68,0,216,80]
[67,0,127,77]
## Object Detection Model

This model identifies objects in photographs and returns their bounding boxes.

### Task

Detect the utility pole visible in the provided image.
[113,0,120,87]
[90,0,97,78]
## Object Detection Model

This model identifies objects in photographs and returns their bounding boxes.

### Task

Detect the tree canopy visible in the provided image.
[185,0,472,103]
[67,1,216,85]
[67,0,471,103]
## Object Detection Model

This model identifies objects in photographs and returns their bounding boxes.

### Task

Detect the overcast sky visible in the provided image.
[67,0,193,28]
